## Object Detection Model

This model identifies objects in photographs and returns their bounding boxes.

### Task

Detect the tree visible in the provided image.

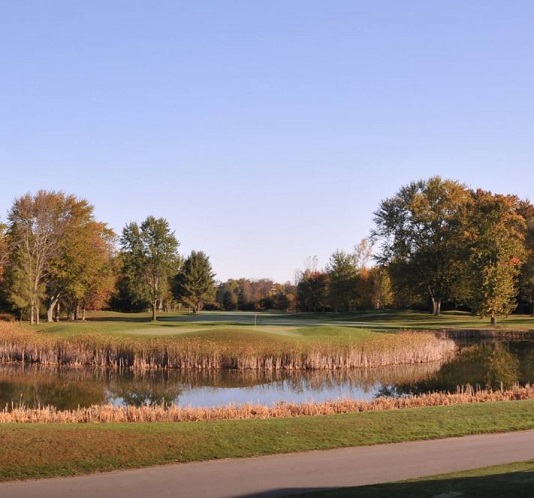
[518,201,534,315]
[173,251,215,313]
[44,198,116,321]
[6,191,88,324]
[296,270,329,312]
[120,216,180,321]
[0,221,7,284]
[462,190,527,325]
[216,281,239,311]
[353,238,373,272]
[372,177,470,315]
[327,250,358,312]
[369,266,393,309]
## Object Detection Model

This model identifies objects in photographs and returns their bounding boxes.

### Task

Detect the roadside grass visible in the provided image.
[0,400,533,482]
[298,460,534,498]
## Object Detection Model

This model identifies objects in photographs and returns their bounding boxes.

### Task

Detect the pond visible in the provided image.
[0,341,532,410]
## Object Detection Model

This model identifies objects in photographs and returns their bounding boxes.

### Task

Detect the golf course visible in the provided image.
[0,309,532,496]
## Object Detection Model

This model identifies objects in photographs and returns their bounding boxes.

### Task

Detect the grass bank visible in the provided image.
[0,322,456,370]
[300,460,534,498]
[0,400,533,481]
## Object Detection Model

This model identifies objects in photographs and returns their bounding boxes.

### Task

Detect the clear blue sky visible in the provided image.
[1,1,533,283]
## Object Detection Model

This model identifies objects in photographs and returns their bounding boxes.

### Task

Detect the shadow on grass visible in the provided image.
[275,468,534,498]
[86,316,154,323]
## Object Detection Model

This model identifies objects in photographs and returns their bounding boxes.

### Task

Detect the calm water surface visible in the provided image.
[1,341,532,410]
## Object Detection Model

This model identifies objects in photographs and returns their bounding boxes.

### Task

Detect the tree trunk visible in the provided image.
[432,297,441,316]
[152,275,158,321]
[32,275,40,325]
[490,315,497,326]
[47,296,59,323]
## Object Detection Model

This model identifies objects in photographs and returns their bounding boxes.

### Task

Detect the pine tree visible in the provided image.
[173,251,215,313]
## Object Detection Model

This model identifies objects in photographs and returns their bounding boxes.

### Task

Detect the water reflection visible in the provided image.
[380,341,531,396]
[0,362,443,410]
[0,341,532,410]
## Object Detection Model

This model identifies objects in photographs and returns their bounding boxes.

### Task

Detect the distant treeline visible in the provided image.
[0,176,533,323]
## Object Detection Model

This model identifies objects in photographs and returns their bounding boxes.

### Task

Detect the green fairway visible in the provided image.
[23,309,534,338]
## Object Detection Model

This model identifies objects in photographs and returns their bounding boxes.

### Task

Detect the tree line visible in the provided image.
[0,178,532,324]
[0,191,216,323]
[298,177,534,324]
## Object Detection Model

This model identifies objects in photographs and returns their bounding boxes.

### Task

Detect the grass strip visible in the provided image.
[298,460,534,497]
[1,399,533,482]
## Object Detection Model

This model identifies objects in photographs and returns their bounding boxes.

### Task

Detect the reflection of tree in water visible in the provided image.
[3,343,529,409]
[380,342,525,396]
[508,342,534,383]
[0,365,106,410]
[104,366,446,406]
[0,361,447,409]
[106,371,183,407]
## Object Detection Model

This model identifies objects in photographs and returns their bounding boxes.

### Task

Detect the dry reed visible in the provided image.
[1,385,532,424]
[0,323,456,371]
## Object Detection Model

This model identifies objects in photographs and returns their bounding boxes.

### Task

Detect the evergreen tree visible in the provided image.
[327,250,358,312]
[173,251,215,313]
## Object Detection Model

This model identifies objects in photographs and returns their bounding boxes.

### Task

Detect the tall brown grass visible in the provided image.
[1,385,531,424]
[0,323,456,371]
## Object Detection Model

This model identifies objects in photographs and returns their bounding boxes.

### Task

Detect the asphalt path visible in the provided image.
[1,430,533,498]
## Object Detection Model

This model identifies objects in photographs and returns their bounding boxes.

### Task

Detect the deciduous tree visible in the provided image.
[372,177,470,315]
[297,270,329,312]
[518,201,534,315]
[462,190,527,325]
[369,266,393,309]
[6,191,88,324]
[120,216,180,321]
[45,198,116,321]
[0,221,7,284]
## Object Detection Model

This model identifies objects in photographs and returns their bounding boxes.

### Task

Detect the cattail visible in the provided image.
[1,384,532,424]
[0,323,456,371]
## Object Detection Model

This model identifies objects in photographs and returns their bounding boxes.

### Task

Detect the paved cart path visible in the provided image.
[1,430,534,498]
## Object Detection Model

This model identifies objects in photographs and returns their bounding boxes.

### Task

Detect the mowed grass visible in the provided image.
[22,309,534,339]
[299,460,534,498]
[1,400,533,481]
